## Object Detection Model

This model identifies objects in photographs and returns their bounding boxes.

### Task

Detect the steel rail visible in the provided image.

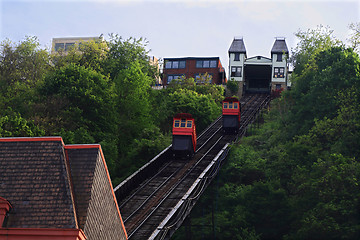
[119,160,173,209]
[122,117,223,218]
[128,135,224,239]
[149,143,231,240]
[123,161,185,223]
[149,94,271,239]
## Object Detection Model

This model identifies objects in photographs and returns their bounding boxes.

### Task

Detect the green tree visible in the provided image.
[226,79,239,96]
[284,46,360,137]
[348,22,360,53]
[184,26,360,240]
[51,37,108,73]
[0,108,45,137]
[287,154,360,240]
[39,63,116,141]
[0,36,51,114]
[291,25,341,76]
[166,88,221,132]
[104,34,158,81]
[112,61,158,181]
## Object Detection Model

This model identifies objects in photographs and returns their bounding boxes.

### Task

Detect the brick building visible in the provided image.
[0,137,127,240]
[162,57,227,85]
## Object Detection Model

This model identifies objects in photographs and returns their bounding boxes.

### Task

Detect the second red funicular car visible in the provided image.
[172,113,197,158]
[222,97,241,133]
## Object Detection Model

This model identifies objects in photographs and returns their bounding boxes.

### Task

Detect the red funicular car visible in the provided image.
[222,97,241,133]
[172,113,197,158]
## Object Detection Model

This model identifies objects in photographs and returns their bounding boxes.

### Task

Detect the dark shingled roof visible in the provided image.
[0,138,76,228]
[67,146,127,240]
[271,39,289,54]
[228,38,246,54]
[0,137,127,240]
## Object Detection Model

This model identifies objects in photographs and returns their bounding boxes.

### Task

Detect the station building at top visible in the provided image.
[228,37,290,95]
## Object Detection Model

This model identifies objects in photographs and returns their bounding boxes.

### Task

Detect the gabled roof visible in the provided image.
[228,38,246,54]
[0,137,76,228]
[245,56,272,65]
[271,38,289,54]
[0,137,127,240]
[66,145,128,240]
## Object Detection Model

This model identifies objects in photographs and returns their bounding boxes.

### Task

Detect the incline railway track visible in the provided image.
[116,93,270,240]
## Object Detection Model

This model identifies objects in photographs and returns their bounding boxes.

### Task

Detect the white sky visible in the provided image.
[0,0,359,72]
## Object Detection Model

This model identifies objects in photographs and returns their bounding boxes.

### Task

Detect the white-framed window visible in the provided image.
[234,53,240,61]
[274,67,285,78]
[231,66,242,77]
[276,53,282,62]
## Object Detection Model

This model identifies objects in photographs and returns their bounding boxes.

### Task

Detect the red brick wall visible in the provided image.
[163,58,225,85]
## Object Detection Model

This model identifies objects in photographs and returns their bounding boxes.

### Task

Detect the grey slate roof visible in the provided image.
[67,147,127,240]
[228,38,246,54]
[0,137,127,240]
[0,138,77,228]
[271,39,289,54]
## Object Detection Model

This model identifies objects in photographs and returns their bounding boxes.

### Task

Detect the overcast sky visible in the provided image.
[1,0,359,71]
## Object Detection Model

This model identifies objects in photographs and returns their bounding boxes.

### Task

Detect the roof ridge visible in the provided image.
[64,144,101,149]
[0,136,64,144]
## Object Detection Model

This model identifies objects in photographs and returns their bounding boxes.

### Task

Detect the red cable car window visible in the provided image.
[234,103,238,109]
[223,102,228,109]
[186,120,192,128]
[229,102,233,109]
[180,119,186,128]
[174,120,180,128]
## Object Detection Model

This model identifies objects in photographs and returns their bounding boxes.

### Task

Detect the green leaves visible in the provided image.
[180,26,360,239]
[0,109,44,137]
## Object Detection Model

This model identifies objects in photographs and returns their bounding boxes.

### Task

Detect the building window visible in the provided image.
[165,60,186,69]
[165,61,172,69]
[179,61,186,68]
[180,119,186,127]
[65,42,75,51]
[196,60,217,68]
[277,53,282,62]
[274,67,285,78]
[276,84,282,90]
[195,73,213,84]
[55,43,65,52]
[203,60,210,68]
[167,74,183,83]
[234,53,240,61]
[231,66,242,77]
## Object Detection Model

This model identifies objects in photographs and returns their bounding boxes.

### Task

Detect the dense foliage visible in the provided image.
[173,25,360,239]
[0,35,223,185]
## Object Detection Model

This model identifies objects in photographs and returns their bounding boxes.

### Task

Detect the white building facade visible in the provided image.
[228,37,289,95]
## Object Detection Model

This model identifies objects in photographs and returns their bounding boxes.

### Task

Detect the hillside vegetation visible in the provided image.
[0,35,223,185]
[173,25,360,239]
